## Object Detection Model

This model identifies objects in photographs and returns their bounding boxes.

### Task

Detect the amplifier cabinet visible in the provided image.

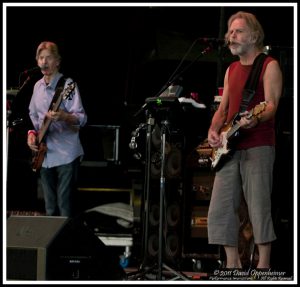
[182,168,220,260]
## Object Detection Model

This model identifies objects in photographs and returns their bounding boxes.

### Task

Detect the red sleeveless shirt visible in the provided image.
[227,56,276,149]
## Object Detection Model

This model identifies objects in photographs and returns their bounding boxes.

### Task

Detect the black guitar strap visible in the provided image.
[239,53,267,113]
[48,76,66,110]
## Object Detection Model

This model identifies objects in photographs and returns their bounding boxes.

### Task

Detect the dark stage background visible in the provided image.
[6,5,294,121]
[4,4,295,277]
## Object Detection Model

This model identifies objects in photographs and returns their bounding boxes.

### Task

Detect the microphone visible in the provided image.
[198,37,229,47]
[21,66,40,74]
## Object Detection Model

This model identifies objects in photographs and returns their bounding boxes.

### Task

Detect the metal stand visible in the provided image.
[158,120,167,279]
[140,111,155,270]
[156,119,188,280]
[6,98,12,171]
[128,112,188,281]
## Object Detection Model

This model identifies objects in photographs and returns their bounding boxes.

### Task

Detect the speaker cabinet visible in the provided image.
[141,127,185,267]
[6,215,125,280]
[143,179,183,267]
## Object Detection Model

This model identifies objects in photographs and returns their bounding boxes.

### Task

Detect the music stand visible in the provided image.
[130,96,189,280]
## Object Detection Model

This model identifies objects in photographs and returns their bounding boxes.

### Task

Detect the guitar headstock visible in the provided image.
[247,101,267,118]
[63,82,76,100]
[252,101,267,116]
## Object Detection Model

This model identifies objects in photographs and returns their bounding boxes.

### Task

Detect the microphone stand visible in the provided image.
[129,43,215,281]
[153,44,214,280]
[6,72,32,184]
[140,111,155,270]
[18,75,31,91]
[156,115,189,281]
[9,72,34,128]
[157,119,168,280]
[6,71,31,161]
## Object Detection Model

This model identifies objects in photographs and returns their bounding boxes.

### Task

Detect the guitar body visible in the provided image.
[31,142,47,172]
[211,120,238,170]
[210,102,267,171]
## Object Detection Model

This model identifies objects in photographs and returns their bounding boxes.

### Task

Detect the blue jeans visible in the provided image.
[40,157,80,216]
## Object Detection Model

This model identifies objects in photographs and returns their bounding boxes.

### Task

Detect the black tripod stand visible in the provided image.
[156,118,188,280]
[128,98,189,281]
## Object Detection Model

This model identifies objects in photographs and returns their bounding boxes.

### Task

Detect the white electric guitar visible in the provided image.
[211,101,267,170]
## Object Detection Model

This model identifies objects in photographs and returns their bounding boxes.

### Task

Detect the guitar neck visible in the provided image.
[37,93,63,144]
[38,118,52,144]
[226,123,241,140]
[226,107,259,140]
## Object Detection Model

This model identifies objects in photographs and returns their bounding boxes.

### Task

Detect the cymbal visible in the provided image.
[7,88,19,96]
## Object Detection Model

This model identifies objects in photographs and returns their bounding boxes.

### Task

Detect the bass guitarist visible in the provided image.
[207,12,282,270]
[27,41,87,217]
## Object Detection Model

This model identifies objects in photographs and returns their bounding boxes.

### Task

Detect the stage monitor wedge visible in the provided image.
[7,215,126,280]
[7,216,68,280]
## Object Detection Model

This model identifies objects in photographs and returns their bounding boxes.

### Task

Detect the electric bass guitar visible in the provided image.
[31,82,76,172]
[210,101,267,170]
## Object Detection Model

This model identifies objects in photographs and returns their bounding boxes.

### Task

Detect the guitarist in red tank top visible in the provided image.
[207,12,283,270]
[226,58,276,150]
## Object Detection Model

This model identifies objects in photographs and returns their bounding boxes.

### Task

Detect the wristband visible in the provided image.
[28,130,37,136]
